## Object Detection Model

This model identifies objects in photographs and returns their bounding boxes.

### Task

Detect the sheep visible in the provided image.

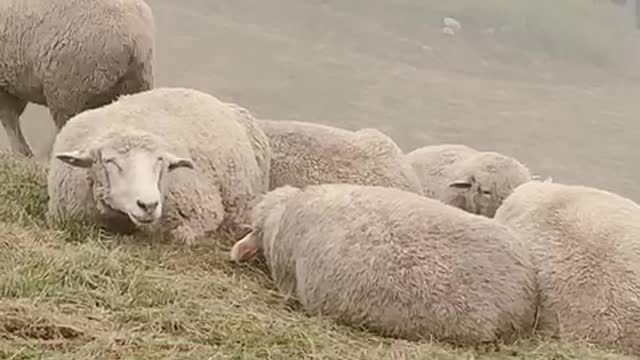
[443,17,462,32]
[0,0,155,157]
[225,103,272,185]
[230,183,537,346]
[256,119,423,195]
[404,144,532,217]
[46,87,271,245]
[493,180,640,356]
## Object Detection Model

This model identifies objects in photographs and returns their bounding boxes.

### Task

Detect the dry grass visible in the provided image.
[0,152,636,359]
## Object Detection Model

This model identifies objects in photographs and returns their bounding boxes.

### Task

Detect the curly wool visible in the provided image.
[494,180,640,356]
[240,183,537,345]
[47,87,271,243]
[0,0,155,156]
[257,119,423,195]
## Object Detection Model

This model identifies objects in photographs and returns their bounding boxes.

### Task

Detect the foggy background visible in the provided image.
[4,0,640,201]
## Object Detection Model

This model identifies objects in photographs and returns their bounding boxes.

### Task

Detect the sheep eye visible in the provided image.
[103,158,122,171]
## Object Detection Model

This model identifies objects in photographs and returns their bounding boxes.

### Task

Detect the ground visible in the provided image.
[1,0,640,359]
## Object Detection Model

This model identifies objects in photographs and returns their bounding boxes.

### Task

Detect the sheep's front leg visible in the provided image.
[170,223,198,246]
[163,173,225,246]
[0,90,31,157]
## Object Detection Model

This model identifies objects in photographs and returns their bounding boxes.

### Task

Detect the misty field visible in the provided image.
[2,0,640,359]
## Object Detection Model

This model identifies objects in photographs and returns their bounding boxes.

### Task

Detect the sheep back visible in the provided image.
[0,0,155,117]
[258,119,422,194]
[225,102,271,192]
[253,183,537,345]
[494,180,640,356]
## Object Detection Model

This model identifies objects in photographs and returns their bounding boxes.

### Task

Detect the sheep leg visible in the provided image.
[0,90,31,157]
[170,224,199,246]
[49,108,74,131]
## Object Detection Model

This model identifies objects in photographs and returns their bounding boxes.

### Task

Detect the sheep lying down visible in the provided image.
[230,183,537,345]
[256,119,423,195]
[404,144,532,217]
[494,180,640,356]
[47,87,270,245]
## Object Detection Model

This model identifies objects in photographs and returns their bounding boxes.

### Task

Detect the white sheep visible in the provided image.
[443,17,462,32]
[47,87,271,245]
[230,183,537,346]
[257,119,423,195]
[0,0,155,157]
[404,144,532,217]
[494,180,640,356]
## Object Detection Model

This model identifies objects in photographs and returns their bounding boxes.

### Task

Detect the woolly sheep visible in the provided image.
[256,119,423,195]
[230,183,537,346]
[0,0,155,157]
[404,144,532,217]
[225,103,271,185]
[47,87,271,245]
[443,17,462,31]
[493,180,640,356]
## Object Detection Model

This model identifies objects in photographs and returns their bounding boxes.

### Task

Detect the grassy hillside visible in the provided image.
[0,156,636,359]
[2,0,640,358]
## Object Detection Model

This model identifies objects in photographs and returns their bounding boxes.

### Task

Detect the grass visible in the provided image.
[0,151,636,359]
[420,0,637,69]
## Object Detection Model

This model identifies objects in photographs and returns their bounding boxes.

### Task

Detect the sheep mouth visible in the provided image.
[100,199,130,219]
[98,199,158,226]
[129,213,158,226]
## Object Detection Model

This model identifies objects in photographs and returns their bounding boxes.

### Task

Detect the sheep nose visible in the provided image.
[137,200,159,213]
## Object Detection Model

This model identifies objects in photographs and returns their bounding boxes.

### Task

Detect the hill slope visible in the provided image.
[0,152,636,360]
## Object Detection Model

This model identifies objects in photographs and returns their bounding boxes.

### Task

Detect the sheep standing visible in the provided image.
[404,144,532,217]
[0,0,155,157]
[494,180,640,356]
[230,183,537,345]
[47,87,270,245]
[257,119,423,195]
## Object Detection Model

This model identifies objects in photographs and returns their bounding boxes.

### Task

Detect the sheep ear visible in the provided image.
[230,232,259,262]
[236,223,254,238]
[165,152,195,171]
[449,174,477,189]
[449,180,472,189]
[55,150,95,168]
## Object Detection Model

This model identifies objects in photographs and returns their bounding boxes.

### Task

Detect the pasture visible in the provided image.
[2,0,640,358]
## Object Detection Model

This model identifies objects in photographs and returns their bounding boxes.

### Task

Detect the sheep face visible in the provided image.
[442,153,531,218]
[445,174,501,217]
[55,138,194,227]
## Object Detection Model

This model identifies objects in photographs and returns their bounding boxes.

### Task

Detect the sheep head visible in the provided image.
[54,130,195,228]
[442,152,532,218]
[444,174,501,217]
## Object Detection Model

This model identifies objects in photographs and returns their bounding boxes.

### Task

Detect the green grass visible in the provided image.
[422,0,636,68]
[0,151,636,359]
